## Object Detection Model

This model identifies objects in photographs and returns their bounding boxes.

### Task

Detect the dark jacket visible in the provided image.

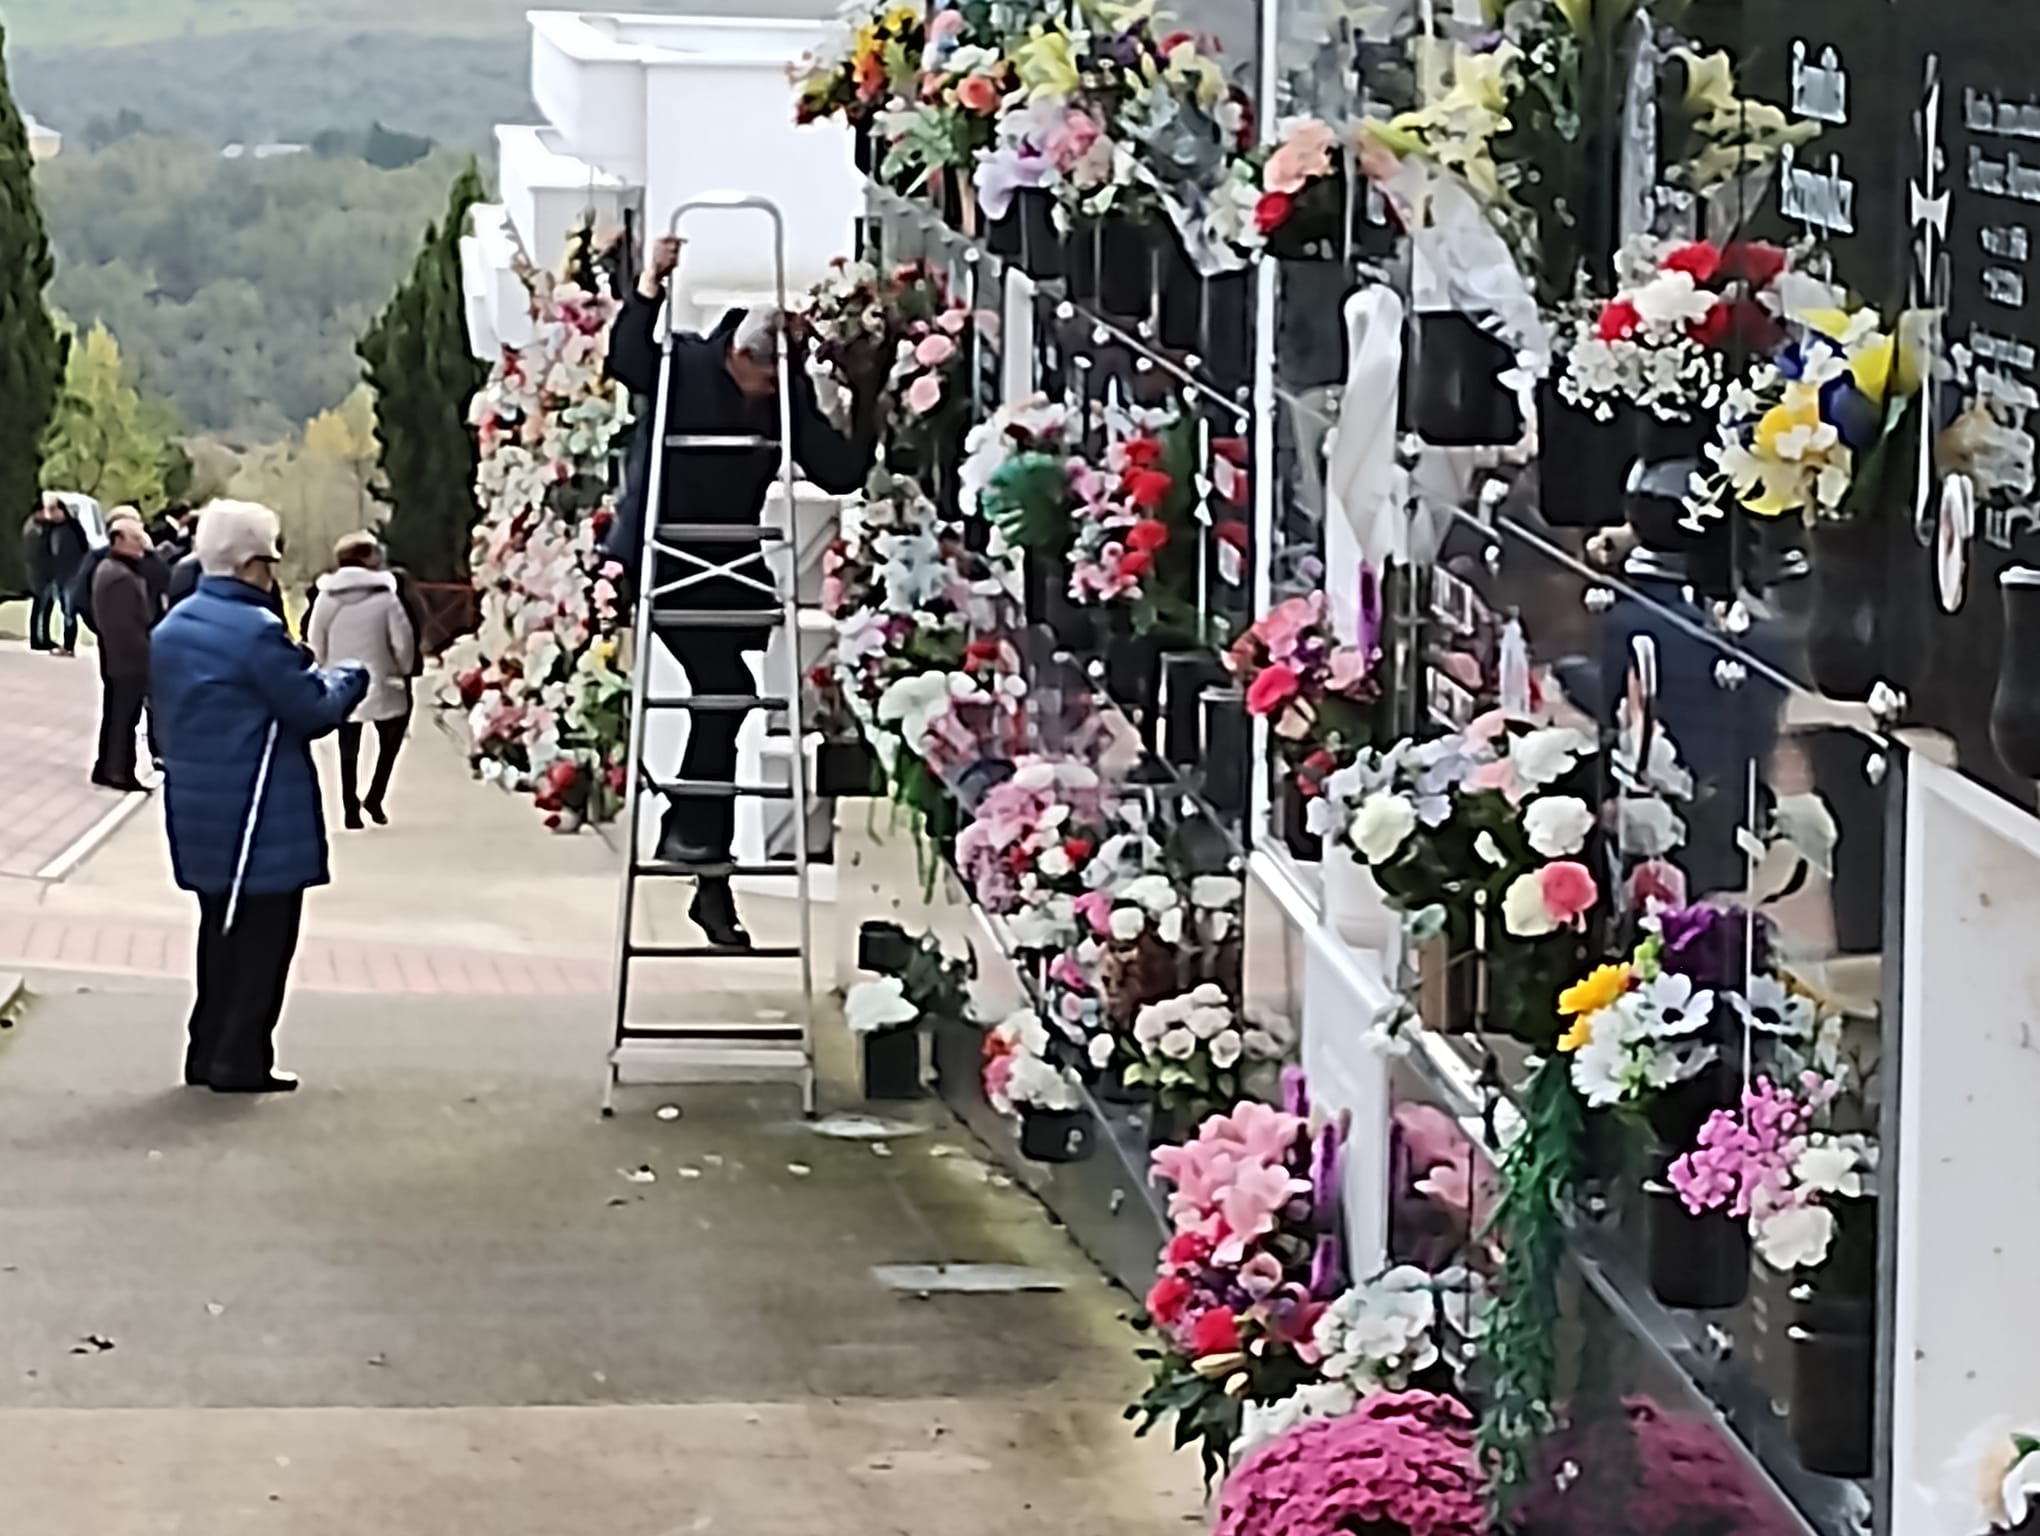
[91,553,154,680]
[22,511,89,590]
[168,552,288,631]
[151,577,367,896]
[602,301,876,616]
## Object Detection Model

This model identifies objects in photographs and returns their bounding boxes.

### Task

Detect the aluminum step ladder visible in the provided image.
[603,193,818,1117]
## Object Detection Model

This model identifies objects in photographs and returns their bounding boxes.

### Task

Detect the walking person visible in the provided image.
[603,232,884,948]
[22,495,90,655]
[306,531,416,830]
[89,512,156,792]
[151,501,367,1094]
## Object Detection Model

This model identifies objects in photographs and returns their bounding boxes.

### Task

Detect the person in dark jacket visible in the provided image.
[167,541,290,630]
[23,496,90,655]
[152,500,367,1094]
[90,512,157,792]
[603,232,884,948]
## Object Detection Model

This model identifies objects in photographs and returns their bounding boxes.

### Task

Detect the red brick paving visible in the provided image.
[0,642,137,878]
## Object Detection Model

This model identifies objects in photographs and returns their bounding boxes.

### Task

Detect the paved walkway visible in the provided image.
[0,642,138,879]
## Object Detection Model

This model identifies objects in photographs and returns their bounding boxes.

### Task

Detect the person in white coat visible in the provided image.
[307,532,417,830]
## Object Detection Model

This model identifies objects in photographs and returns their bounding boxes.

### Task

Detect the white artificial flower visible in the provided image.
[1205,911,1236,943]
[1754,1202,1835,1271]
[1190,983,1227,1007]
[1036,846,1072,879]
[1243,1027,1280,1058]
[1008,1053,1083,1111]
[1006,904,1070,950]
[1617,796,1686,856]
[1511,726,1595,789]
[1109,906,1147,943]
[1133,1001,1170,1046]
[1208,1029,1244,1069]
[1730,974,1816,1038]
[2005,1447,2040,1530]
[1569,1003,1648,1106]
[1793,1138,1869,1199]
[1500,872,1557,937]
[1632,269,1718,329]
[1186,1004,1231,1041]
[1159,1027,1197,1060]
[1157,906,1185,945]
[843,977,919,1036]
[1232,1382,1359,1461]
[1350,792,1418,864]
[1190,875,1243,909]
[1122,874,1180,914]
[1010,761,1057,790]
[1524,796,1594,858]
[1635,971,1716,1038]
[1087,1033,1116,1071]
[1313,1267,1440,1391]
[1475,830,1506,866]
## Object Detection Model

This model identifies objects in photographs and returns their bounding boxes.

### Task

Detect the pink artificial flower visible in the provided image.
[1262,122,1334,195]
[914,333,957,368]
[1046,109,1101,174]
[1463,757,1522,801]
[1215,1159,1312,1265]
[1255,593,1319,659]
[1628,858,1688,912]
[936,307,969,335]
[1202,1100,1305,1167]
[1463,709,1511,747]
[1238,1250,1286,1299]
[819,574,845,613]
[1536,861,1598,929]
[1071,887,1114,936]
[927,8,965,40]
[1324,647,1369,693]
[1048,950,1089,991]
[905,373,945,414]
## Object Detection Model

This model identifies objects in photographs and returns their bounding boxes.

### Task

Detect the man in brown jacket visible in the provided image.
[90,512,156,792]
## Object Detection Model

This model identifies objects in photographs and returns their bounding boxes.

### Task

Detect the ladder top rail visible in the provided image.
[668,193,787,235]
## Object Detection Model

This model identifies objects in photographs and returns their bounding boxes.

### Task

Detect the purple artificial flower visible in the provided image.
[1309,1121,1343,1226]
[1655,902,1768,992]
[1355,561,1382,661]
[1308,1233,1344,1299]
[972,144,1050,223]
[1282,1065,1310,1119]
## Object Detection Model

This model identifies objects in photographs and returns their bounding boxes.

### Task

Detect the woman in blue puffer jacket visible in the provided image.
[151,500,368,1095]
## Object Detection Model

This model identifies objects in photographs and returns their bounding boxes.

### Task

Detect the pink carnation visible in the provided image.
[1536,860,1598,927]
[914,333,956,368]
[905,373,945,414]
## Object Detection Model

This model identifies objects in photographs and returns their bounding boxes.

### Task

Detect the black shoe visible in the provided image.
[209,1071,300,1095]
[689,880,752,950]
[364,802,388,826]
[656,813,725,870]
[343,807,364,831]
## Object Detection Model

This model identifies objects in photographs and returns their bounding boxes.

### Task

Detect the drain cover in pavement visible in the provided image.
[871,1264,1067,1293]
[809,1114,925,1140]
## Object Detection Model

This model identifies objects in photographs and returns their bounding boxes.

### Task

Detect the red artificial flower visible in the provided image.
[1115,549,1155,581]
[965,639,1003,666]
[1146,1273,1194,1326]
[1254,190,1294,236]
[1123,467,1173,510]
[454,667,487,705]
[1189,1308,1241,1357]
[1119,435,1165,469]
[1214,517,1249,552]
[1245,663,1301,717]
[1126,517,1171,553]
[1721,240,1789,289]
[954,73,1001,115]
[1062,837,1094,865]
[1687,300,1733,349]
[1595,299,1642,343]
[544,759,582,794]
[605,763,628,794]
[1661,240,1723,284]
[543,812,563,830]
[1211,436,1248,466]
[534,792,563,813]
[1164,1230,1212,1266]
[590,507,615,538]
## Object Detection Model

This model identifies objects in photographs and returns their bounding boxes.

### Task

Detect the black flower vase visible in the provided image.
[861,1027,922,1100]
[1145,1097,1198,1148]
[1638,411,1717,466]
[1275,771,1320,861]
[1805,518,1893,703]
[1991,568,2040,778]
[985,198,1023,260]
[1402,312,1522,447]
[1094,214,1154,324]
[1019,1105,1095,1162]
[817,737,880,798]
[1625,458,1738,602]
[1644,1178,1752,1310]
[1159,651,1228,768]
[857,920,914,974]
[1536,381,1633,529]
[1159,231,1248,387]
[1015,189,1062,280]
[1023,551,1097,654]
[1103,627,1164,721]
[1202,684,1248,815]
[1788,1194,1878,1478]
[1275,259,1351,389]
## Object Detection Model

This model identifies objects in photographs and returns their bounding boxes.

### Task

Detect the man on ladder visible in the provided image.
[604,231,885,948]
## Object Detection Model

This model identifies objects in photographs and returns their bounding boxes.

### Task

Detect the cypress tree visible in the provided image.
[357,159,488,582]
[0,24,67,595]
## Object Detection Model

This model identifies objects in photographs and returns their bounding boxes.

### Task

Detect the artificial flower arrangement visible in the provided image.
[449,256,634,826]
[1665,1069,1876,1272]
[1132,1084,1346,1479]
[1067,407,1205,634]
[1942,1425,2040,1536]
[962,395,1079,556]
[877,5,1015,209]
[792,1,924,132]
[843,927,973,1037]
[1686,276,1931,525]
[1558,236,1792,427]
[953,757,1115,948]
[1124,982,1286,1127]
[1662,46,1824,233]
[1225,576,1384,801]
[982,1005,1085,1116]
[1223,115,1355,260]
[1214,1391,1487,1536]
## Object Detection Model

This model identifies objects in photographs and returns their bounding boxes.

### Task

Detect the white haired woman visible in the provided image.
[151,500,368,1093]
[307,530,417,829]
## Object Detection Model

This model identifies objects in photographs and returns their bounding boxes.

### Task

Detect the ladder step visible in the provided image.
[626,942,805,960]
[610,1040,813,1085]
[664,434,776,451]
[619,1024,808,1043]
[651,610,787,630]
[643,777,795,800]
[632,859,804,879]
[654,522,788,543]
[641,693,789,711]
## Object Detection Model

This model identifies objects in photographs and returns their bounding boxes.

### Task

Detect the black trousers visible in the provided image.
[337,717,409,818]
[93,673,147,787]
[656,630,758,860]
[186,890,305,1086]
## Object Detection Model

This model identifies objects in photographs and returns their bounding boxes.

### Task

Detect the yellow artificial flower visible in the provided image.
[1559,964,1631,1020]
[1014,25,1079,99]
[1556,1015,1594,1053]
[1677,47,1737,117]
[1553,0,1593,35]
[1165,38,1226,107]
[880,5,917,34]
[1849,333,1898,405]
[1753,390,1822,456]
